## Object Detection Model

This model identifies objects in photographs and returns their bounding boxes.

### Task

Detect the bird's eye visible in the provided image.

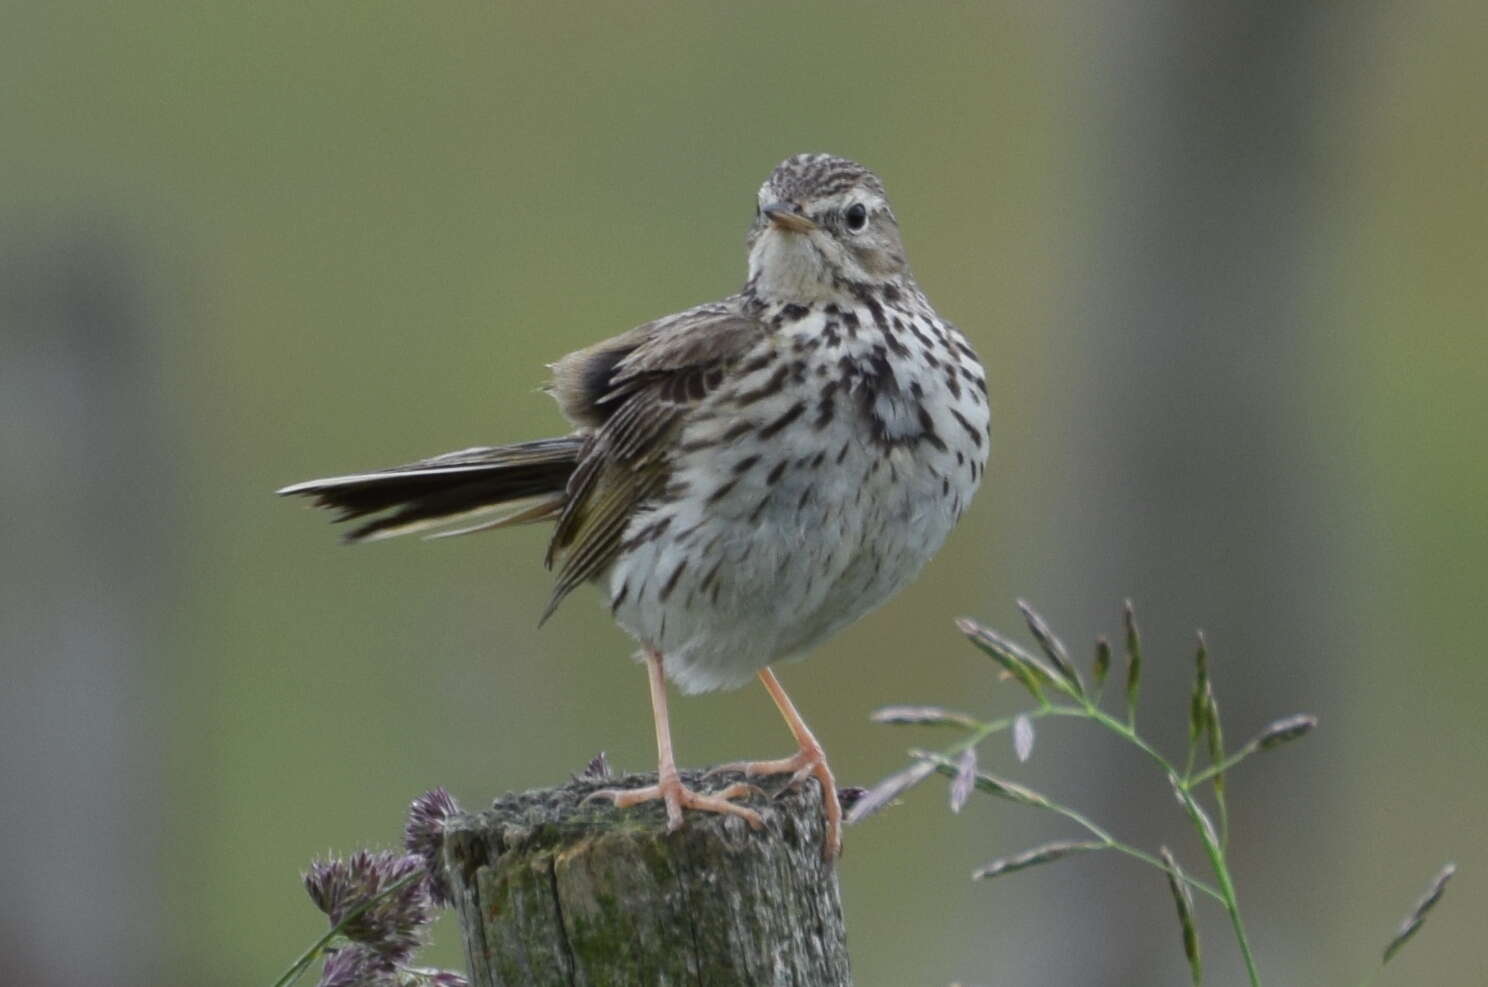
[845,203,868,232]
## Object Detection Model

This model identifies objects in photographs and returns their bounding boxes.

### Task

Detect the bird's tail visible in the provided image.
[278,437,582,543]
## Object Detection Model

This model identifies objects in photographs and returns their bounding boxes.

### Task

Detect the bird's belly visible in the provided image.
[606,431,970,694]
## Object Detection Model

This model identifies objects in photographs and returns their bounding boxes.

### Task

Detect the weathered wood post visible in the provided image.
[441,769,851,986]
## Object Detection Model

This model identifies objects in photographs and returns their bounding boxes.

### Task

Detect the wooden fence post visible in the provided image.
[440,769,851,986]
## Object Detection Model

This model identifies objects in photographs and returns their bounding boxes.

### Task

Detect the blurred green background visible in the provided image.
[3,2,1484,984]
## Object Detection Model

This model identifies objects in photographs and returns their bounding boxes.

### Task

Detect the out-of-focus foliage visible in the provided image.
[2,3,1483,985]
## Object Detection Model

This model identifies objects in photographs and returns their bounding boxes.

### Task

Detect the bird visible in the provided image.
[279,153,990,859]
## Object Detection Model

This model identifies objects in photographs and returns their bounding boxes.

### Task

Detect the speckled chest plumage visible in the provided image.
[606,288,990,693]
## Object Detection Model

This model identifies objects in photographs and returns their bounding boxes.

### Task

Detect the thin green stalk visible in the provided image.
[1046,702,1176,777]
[950,704,1057,753]
[921,609,1343,985]
[1174,785,1262,987]
[989,700,1260,982]
[1035,789,1225,905]
[918,741,1225,905]
[1188,744,1259,787]
[270,870,424,987]
[1084,696,1260,985]
[1214,776,1232,850]
[918,656,1269,984]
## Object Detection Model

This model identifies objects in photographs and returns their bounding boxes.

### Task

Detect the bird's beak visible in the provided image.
[763,203,817,234]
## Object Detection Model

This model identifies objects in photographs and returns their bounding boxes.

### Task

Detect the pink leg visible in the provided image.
[711,667,842,860]
[586,649,764,831]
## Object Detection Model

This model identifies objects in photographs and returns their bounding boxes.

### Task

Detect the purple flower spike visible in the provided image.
[318,945,393,987]
[404,788,461,906]
[304,850,432,966]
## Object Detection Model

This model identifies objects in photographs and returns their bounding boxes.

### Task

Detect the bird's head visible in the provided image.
[745,153,910,305]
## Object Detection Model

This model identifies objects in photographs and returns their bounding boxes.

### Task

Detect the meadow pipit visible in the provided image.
[281,153,990,858]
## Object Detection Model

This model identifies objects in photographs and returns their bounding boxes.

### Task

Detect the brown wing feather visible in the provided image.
[539,297,767,621]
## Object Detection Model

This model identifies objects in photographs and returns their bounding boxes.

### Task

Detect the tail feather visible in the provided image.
[421,497,565,540]
[278,437,582,543]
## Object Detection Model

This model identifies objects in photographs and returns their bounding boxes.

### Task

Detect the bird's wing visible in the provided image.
[546,300,758,428]
[540,298,767,621]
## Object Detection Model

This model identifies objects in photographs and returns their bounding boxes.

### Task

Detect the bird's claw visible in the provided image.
[584,776,765,832]
[706,746,842,860]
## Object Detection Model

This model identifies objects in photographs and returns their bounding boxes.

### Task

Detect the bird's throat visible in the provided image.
[748,230,839,305]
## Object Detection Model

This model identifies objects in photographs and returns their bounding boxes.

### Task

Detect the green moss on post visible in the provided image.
[441,770,850,986]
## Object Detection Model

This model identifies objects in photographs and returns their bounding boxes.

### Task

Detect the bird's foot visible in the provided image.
[708,745,842,860]
[584,774,765,833]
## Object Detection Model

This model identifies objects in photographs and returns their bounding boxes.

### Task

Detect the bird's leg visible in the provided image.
[709,667,842,860]
[585,648,764,832]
